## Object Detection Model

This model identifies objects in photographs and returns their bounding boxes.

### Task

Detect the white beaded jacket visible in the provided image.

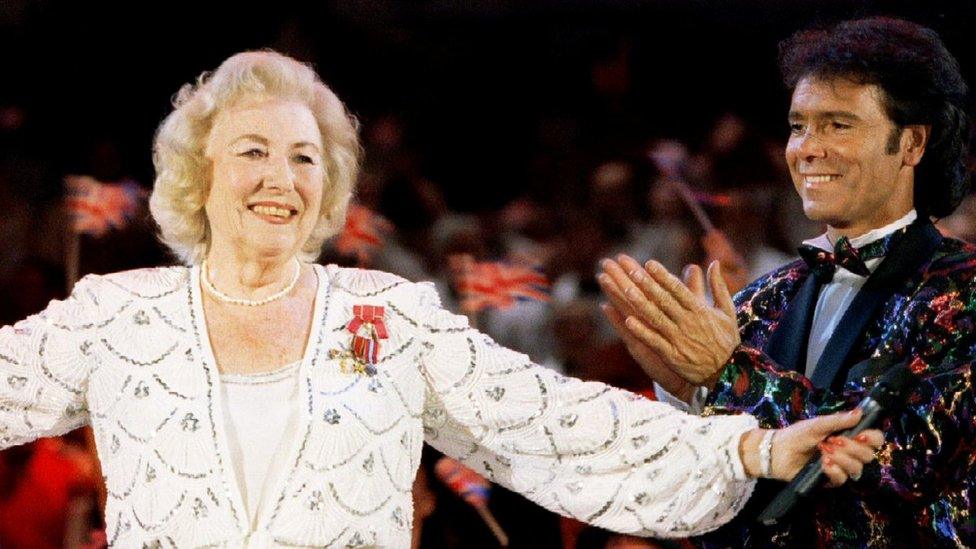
[0,264,757,548]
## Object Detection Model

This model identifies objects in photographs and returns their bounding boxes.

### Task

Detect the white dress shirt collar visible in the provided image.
[803,209,918,253]
[801,209,917,377]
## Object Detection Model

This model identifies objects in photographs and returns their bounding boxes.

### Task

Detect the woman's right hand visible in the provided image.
[740,409,885,485]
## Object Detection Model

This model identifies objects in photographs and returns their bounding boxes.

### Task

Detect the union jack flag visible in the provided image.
[450,255,551,313]
[433,454,509,545]
[335,204,392,263]
[65,176,144,237]
[434,456,491,507]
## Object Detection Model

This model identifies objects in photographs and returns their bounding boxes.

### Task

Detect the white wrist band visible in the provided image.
[759,430,776,478]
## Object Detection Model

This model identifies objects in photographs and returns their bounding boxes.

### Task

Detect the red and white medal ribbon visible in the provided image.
[346,305,389,365]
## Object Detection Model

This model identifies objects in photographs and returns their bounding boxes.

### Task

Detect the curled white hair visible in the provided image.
[149,50,360,264]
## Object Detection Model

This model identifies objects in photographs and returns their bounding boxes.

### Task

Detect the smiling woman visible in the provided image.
[0,50,884,547]
[201,96,324,303]
[149,51,360,266]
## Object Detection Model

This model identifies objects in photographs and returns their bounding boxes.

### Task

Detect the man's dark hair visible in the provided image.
[779,17,970,217]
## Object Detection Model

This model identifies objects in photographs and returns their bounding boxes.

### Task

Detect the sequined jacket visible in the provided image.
[700,224,976,548]
[0,265,758,548]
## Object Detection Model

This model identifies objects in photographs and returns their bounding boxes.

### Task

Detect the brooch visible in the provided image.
[329,304,389,376]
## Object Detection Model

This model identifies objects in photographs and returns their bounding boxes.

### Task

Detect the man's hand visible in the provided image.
[598,261,697,402]
[599,302,696,402]
[598,254,740,388]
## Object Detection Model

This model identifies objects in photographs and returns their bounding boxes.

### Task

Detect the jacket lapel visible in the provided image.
[763,273,822,374]
[809,220,942,389]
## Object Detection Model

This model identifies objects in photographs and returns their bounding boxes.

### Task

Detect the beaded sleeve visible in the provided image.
[412,282,759,538]
[1,275,99,449]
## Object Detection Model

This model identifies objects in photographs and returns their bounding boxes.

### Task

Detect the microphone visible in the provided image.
[757,359,918,525]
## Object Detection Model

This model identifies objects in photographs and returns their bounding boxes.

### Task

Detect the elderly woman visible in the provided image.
[0,51,881,548]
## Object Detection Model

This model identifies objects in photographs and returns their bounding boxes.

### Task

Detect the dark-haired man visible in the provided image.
[600,17,975,547]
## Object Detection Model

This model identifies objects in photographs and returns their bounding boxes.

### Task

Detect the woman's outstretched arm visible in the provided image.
[1,276,100,450]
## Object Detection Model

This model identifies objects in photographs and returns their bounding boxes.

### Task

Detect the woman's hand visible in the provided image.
[740,409,885,485]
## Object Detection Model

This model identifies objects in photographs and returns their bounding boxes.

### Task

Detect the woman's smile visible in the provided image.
[247,201,299,224]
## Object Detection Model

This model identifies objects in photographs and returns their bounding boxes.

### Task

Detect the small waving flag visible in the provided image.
[691,191,732,207]
[335,204,393,264]
[434,456,491,507]
[434,457,509,546]
[65,176,144,237]
[450,255,551,314]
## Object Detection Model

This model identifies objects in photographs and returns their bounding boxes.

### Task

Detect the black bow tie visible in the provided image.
[798,235,892,283]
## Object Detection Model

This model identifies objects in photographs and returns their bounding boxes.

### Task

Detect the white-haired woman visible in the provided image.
[0,51,882,547]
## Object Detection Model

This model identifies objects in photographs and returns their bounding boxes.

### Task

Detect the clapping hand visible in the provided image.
[598,255,739,392]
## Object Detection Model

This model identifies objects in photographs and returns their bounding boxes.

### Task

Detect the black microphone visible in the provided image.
[757,359,918,525]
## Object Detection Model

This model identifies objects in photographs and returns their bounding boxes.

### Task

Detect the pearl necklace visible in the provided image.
[201,258,302,306]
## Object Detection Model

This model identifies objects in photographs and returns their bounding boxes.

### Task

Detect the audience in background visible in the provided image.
[0,20,971,549]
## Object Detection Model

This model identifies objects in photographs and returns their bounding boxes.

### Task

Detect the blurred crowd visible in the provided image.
[1,35,974,549]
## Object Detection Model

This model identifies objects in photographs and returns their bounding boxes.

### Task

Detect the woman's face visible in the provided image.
[204,95,325,262]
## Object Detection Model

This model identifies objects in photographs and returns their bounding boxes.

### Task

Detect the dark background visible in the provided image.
[2,0,973,209]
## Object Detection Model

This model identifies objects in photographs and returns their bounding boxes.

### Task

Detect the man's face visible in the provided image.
[786,77,915,235]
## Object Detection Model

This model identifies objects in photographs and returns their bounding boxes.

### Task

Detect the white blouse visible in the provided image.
[219,361,301,529]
